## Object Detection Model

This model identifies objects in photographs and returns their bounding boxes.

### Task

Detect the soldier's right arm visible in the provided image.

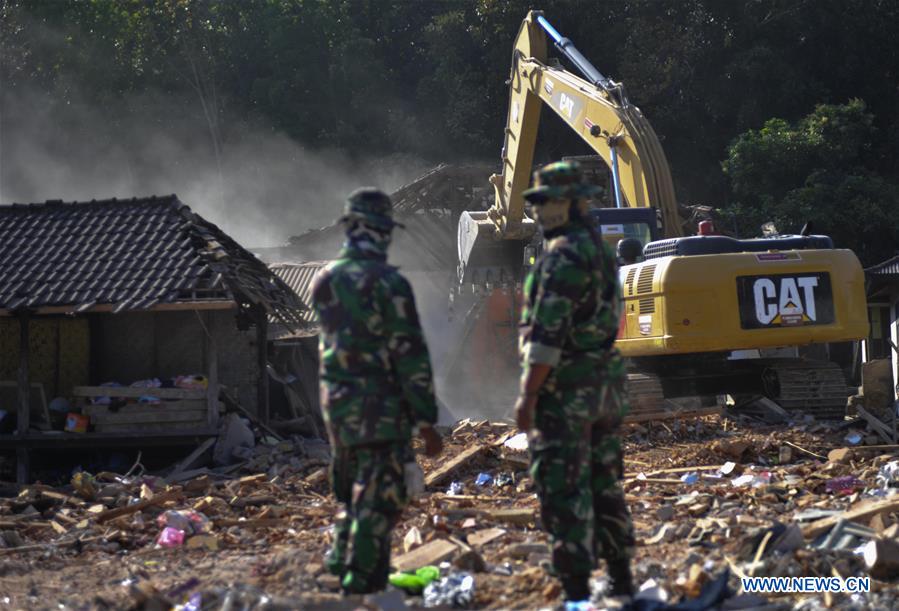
[382,274,439,429]
[521,249,586,367]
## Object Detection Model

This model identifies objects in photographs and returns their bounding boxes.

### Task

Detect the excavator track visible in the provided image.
[623,373,665,421]
[762,360,849,419]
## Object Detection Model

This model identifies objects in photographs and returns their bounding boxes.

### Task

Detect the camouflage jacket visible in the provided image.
[312,239,438,447]
[519,218,623,390]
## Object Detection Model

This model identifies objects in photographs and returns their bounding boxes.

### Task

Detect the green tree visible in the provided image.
[722,100,899,265]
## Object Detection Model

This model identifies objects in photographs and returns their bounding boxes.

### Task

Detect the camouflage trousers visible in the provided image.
[529,378,636,581]
[328,442,409,593]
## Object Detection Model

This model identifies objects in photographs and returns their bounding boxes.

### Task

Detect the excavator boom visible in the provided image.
[457,11,679,285]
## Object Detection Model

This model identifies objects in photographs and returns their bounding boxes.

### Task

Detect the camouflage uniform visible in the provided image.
[519,162,636,597]
[312,188,438,594]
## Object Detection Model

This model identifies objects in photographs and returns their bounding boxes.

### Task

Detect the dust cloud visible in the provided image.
[0,86,429,247]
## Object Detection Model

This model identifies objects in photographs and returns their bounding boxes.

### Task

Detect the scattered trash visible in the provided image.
[876,461,899,492]
[157,510,211,535]
[845,433,863,445]
[447,481,464,496]
[389,565,440,594]
[65,412,89,433]
[503,432,529,451]
[826,475,865,496]
[423,572,475,608]
[495,472,514,487]
[475,472,494,487]
[680,472,700,485]
[157,527,186,547]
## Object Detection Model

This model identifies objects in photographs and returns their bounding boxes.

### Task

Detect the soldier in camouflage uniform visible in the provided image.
[312,188,443,594]
[515,161,636,602]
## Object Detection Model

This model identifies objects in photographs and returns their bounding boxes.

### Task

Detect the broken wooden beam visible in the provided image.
[95,489,181,524]
[802,497,899,539]
[425,444,490,488]
[392,538,458,572]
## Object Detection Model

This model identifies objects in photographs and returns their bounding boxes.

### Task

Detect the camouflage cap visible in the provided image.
[522,160,604,204]
[341,187,404,230]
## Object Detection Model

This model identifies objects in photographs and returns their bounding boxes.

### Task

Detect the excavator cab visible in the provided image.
[591,207,659,252]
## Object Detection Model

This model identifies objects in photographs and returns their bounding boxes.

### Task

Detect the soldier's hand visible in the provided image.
[515,394,538,431]
[420,425,443,457]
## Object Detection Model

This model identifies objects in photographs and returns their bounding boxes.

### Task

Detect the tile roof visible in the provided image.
[0,195,306,324]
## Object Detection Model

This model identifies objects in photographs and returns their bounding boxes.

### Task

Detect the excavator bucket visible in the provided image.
[457,210,535,287]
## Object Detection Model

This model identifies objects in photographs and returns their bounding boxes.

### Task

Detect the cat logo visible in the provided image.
[737,273,834,329]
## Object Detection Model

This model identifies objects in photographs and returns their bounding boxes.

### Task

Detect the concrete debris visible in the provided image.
[3,414,899,608]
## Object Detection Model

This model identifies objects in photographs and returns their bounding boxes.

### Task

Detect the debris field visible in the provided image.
[1,413,899,610]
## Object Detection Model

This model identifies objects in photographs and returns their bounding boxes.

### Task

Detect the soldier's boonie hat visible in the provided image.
[340,187,404,229]
[522,160,604,204]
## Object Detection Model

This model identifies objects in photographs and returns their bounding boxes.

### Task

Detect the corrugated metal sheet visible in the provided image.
[866,255,899,276]
[269,262,329,339]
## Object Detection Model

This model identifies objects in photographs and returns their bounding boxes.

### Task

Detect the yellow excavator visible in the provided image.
[456,11,869,417]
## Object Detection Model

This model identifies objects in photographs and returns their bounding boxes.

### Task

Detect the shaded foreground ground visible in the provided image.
[1,414,899,610]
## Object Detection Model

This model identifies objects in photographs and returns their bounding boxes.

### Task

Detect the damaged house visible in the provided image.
[0,196,305,482]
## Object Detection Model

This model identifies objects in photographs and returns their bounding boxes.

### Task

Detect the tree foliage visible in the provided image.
[2,0,899,260]
[723,100,899,264]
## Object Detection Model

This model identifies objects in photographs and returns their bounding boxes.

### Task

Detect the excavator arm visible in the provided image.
[457,11,681,285]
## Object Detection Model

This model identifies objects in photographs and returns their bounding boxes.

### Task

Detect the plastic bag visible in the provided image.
[157,510,211,535]
[424,572,475,608]
[389,565,440,594]
[157,527,185,547]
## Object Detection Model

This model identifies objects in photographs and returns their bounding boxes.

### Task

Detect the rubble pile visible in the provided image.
[1,414,899,609]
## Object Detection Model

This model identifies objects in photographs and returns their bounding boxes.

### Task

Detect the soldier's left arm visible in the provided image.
[384,274,439,428]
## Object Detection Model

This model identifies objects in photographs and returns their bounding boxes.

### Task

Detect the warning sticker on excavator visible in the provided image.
[639,314,652,335]
[736,272,834,329]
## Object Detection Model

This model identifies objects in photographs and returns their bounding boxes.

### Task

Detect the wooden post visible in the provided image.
[256,308,270,425]
[16,313,30,484]
[205,311,220,429]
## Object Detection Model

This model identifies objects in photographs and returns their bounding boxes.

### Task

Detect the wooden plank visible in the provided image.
[95,489,181,524]
[87,409,207,425]
[95,422,207,433]
[256,309,270,425]
[483,507,537,526]
[466,527,507,548]
[213,518,289,529]
[166,437,217,483]
[425,444,490,487]
[857,406,897,444]
[802,497,899,539]
[392,538,459,572]
[17,314,30,484]
[73,386,205,400]
[206,311,220,428]
[623,406,721,424]
[83,400,206,414]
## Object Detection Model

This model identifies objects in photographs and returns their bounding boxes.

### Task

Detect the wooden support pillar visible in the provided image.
[256,309,270,425]
[16,313,30,484]
[205,311,220,429]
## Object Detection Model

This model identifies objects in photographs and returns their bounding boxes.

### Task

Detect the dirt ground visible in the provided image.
[1,413,898,610]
